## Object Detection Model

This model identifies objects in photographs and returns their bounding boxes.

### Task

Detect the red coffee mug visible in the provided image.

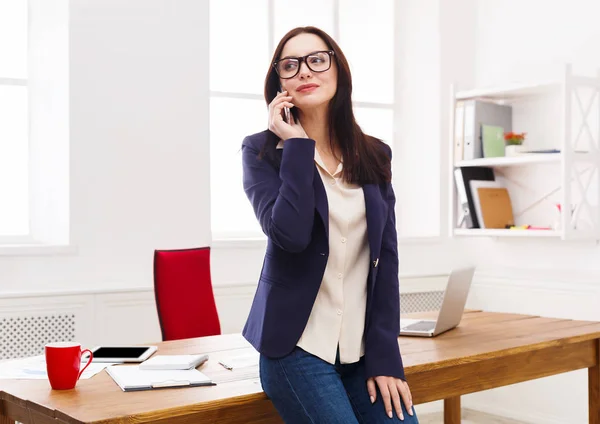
[45,342,93,390]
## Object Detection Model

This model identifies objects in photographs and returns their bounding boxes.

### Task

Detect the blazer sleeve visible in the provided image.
[241,136,316,253]
[364,146,406,381]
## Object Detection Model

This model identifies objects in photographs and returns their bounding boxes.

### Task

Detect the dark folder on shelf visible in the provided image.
[454,166,495,228]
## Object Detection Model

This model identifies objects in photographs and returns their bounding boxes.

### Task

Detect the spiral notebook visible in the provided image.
[106,365,215,392]
[139,354,209,370]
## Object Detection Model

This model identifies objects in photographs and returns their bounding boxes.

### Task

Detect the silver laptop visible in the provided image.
[399,266,475,337]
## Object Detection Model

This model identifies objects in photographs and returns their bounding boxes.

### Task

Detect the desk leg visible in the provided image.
[591,340,600,424]
[444,397,461,424]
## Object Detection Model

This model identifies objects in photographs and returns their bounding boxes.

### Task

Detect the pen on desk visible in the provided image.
[218,360,232,370]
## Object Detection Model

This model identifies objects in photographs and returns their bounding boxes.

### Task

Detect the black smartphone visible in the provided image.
[280,85,291,123]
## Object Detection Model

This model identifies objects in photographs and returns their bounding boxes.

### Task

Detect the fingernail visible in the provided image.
[408,406,414,416]
[370,396,374,404]
[388,411,393,419]
[399,413,404,421]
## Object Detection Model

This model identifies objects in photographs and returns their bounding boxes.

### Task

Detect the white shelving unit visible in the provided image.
[455,154,561,168]
[453,228,562,238]
[449,64,600,240]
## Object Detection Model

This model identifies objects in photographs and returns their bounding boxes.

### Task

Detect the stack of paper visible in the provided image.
[139,354,208,370]
[218,350,259,370]
[0,355,113,380]
[105,365,214,392]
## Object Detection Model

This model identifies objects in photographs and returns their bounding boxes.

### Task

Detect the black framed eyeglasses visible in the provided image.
[273,50,335,79]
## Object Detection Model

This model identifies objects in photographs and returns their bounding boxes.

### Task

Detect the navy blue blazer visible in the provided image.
[241,130,405,381]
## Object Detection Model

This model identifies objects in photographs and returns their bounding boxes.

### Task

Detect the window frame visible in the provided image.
[209,0,444,245]
[0,0,72,254]
[0,10,30,242]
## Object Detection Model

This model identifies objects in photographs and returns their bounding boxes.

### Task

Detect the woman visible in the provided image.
[241,26,418,424]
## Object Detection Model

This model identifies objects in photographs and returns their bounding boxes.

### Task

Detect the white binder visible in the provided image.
[139,354,209,370]
[462,100,512,160]
[106,365,214,392]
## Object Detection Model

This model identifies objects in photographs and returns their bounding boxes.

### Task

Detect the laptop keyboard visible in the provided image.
[402,321,435,332]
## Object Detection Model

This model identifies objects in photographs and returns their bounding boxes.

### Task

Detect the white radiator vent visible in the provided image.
[400,291,444,313]
[0,314,76,360]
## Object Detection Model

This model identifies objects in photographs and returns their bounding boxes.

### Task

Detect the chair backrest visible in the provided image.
[153,247,221,341]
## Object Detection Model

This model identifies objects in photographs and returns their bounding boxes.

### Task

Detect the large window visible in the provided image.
[209,0,439,240]
[0,2,29,238]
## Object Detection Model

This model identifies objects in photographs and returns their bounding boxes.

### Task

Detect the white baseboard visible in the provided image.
[414,400,443,415]
[464,400,564,424]
[400,274,449,293]
[0,282,259,357]
[0,274,447,354]
[94,290,162,345]
[419,408,528,424]
[468,269,600,320]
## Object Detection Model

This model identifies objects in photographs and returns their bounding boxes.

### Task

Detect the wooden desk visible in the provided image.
[1,310,600,424]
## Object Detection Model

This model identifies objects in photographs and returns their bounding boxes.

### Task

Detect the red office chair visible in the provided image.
[153,246,221,341]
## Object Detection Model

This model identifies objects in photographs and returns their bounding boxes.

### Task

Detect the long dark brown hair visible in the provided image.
[261,26,392,185]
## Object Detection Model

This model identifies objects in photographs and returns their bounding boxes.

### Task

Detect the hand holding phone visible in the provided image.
[268,90,307,140]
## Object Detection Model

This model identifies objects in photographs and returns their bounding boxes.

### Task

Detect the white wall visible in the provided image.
[0,0,210,294]
[395,0,442,238]
[458,1,600,423]
[474,0,600,86]
[466,0,600,294]
[0,0,468,296]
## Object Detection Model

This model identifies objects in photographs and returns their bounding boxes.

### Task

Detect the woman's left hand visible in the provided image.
[367,376,413,419]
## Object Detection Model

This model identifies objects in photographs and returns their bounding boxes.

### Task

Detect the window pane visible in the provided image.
[273,0,334,47]
[0,1,27,78]
[210,0,268,94]
[210,97,267,238]
[0,85,29,235]
[354,107,393,146]
[339,0,393,104]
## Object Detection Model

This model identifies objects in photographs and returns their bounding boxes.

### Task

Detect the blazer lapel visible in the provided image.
[278,145,388,251]
[314,180,388,259]
[313,166,329,237]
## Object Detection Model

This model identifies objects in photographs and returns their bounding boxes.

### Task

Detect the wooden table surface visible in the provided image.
[1,310,600,424]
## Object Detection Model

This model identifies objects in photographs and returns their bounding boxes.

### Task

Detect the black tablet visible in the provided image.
[84,345,157,363]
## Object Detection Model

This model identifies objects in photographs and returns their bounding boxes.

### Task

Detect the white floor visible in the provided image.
[419,409,528,424]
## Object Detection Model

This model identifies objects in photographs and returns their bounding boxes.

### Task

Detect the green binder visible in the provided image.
[481,124,505,158]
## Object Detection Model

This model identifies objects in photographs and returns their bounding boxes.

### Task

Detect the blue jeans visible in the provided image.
[260,347,419,424]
